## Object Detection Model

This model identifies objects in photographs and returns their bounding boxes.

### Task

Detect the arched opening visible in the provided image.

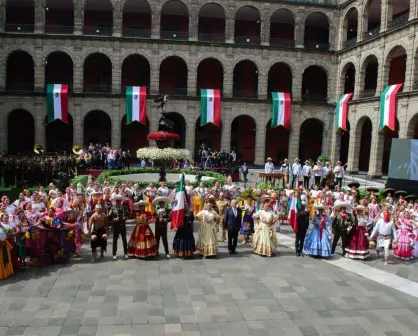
[268,62,292,99]
[121,116,149,154]
[84,110,112,146]
[234,6,261,45]
[386,46,407,87]
[195,118,222,158]
[270,9,295,47]
[363,0,381,40]
[233,60,258,98]
[6,50,34,92]
[197,58,224,94]
[361,55,378,98]
[265,121,289,162]
[121,54,150,92]
[198,3,226,42]
[83,53,112,93]
[84,0,113,36]
[45,51,74,91]
[299,119,323,162]
[159,56,188,96]
[45,114,74,152]
[44,0,74,34]
[382,119,400,174]
[302,66,328,102]
[160,0,189,40]
[5,0,34,32]
[122,0,152,38]
[342,7,358,47]
[304,12,330,50]
[358,117,372,171]
[166,112,186,148]
[8,109,35,154]
[231,116,256,163]
[388,0,409,30]
[342,62,356,94]
[339,120,351,165]
[406,114,418,139]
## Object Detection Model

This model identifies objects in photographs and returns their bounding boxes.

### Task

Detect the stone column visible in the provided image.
[151,11,160,39]
[223,62,233,98]
[112,45,121,94]
[367,111,384,178]
[111,100,122,147]
[347,127,360,174]
[329,129,341,165]
[254,109,267,165]
[295,14,305,48]
[149,56,159,95]
[260,9,270,46]
[185,104,197,156]
[187,56,197,97]
[292,52,303,101]
[35,0,45,34]
[112,3,122,37]
[321,111,334,157]
[356,10,362,42]
[73,2,84,36]
[0,54,5,91]
[376,48,385,97]
[353,55,362,99]
[257,70,267,99]
[225,18,234,43]
[0,0,5,33]
[410,0,417,20]
[288,106,301,160]
[0,101,6,151]
[189,10,198,41]
[34,54,44,92]
[73,59,83,93]
[403,38,414,92]
[221,106,232,153]
[382,0,392,32]
[72,101,83,146]
[35,99,46,147]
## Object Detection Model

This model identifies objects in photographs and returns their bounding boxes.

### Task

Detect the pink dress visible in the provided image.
[367,204,380,222]
[394,219,415,260]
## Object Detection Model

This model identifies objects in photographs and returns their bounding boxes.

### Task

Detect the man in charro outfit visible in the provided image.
[110,196,129,260]
[331,204,353,257]
[216,193,229,242]
[154,197,171,258]
[88,204,109,262]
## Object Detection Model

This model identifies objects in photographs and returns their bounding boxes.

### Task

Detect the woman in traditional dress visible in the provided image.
[144,183,157,213]
[239,196,255,244]
[127,201,158,258]
[345,206,370,260]
[393,211,415,260]
[303,205,332,258]
[48,184,58,204]
[0,227,14,279]
[13,193,27,210]
[277,190,289,224]
[172,200,196,258]
[16,211,29,267]
[193,182,207,215]
[252,201,278,257]
[196,199,220,257]
[0,214,19,271]
[368,196,380,224]
[63,207,82,258]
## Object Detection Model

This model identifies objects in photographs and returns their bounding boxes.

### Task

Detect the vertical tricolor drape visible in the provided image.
[200,89,221,126]
[335,93,352,131]
[126,86,147,124]
[379,84,403,131]
[47,84,69,124]
[271,92,291,129]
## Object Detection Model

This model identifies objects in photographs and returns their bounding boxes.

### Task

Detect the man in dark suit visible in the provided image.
[225,199,242,255]
[295,201,310,257]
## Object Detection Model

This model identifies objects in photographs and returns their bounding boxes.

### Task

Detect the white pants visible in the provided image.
[377,238,391,257]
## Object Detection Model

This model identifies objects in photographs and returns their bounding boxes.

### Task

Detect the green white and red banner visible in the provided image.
[171,174,186,230]
[271,92,291,129]
[335,93,352,131]
[200,89,221,126]
[126,86,147,124]
[47,84,69,124]
[379,84,403,131]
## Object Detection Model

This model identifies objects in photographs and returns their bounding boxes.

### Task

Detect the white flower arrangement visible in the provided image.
[136,148,192,161]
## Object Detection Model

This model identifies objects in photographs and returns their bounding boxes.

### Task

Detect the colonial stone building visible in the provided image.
[0,0,417,178]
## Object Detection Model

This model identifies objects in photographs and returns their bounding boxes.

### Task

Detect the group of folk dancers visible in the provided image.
[1,177,418,280]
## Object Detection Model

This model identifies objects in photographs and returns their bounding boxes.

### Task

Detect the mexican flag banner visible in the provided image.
[379,84,403,131]
[288,194,302,233]
[271,92,291,129]
[126,86,147,124]
[171,174,186,229]
[200,89,221,126]
[335,93,352,131]
[47,84,69,124]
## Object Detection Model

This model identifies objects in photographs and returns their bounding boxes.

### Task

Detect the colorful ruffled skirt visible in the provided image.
[345,226,369,260]
[394,228,414,260]
[128,224,158,258]
[303,227,332,257]
[172,225,196,257]
[0,241,14,280]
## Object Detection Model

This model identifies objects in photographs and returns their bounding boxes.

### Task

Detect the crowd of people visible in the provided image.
[197,145,237,171]
[76,143,132,170]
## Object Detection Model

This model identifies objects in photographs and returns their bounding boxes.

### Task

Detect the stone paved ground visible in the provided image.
[2,221,418,336]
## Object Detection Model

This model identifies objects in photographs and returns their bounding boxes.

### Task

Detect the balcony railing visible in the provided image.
[360,89,376,98]
[44,82,73,92]
[270,38,295,47]
[267,92,292,100]
[363,26,380,41]
[83,26,113,36]
[159,87,188,96]
[234,36,261,45]
[304,41,330,51]
[83,84,112,93]
[343,37,357,48]
[122,28,151,38]
[5,83,35,92]
[388,13,409,30]
[198,33,225,42]
[44,25,74,35]
[160,30,189,40]
[414,81,418,90]
[121,85,150,94]
[5,23,34,33]
[233,90,258,99]
[302,94,327,102]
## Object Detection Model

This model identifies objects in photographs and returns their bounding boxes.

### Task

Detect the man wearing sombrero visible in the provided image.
[331,203,353,257]
[291,158,302,189]
[265,157,274,182]
[109,195,129,260]
[154,196,171,258]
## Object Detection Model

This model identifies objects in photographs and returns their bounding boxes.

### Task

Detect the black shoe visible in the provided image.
[232,251,238,254]
[300,252,304,257]
[229,251,233,255]
[296,252,300,257]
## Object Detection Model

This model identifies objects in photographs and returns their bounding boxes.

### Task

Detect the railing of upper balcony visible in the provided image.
[234,36,261,45]
[44,25,74,35]
[343,37,357,48]
[160,31,189,41]
[122,28,151,38]
[304,41,330,51]
[267,92,293,100]
[5,24,34,33]
[363,26,380,41]
[233,90,258,99]
[83,84,112,93]
[270,38,295,47]
[83,26,113,36]
[121,85,150,94]
[5,83,35,92]
[270,0,338,4]
[198,33,225,43]
[301,94,328,102]
[159,87,188,96]
[388,13,409,30]
[360,89,376,98]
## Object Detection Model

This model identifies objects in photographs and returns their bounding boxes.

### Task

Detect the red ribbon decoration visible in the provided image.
[319,216,326,242]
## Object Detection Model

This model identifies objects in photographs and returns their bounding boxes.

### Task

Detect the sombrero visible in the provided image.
[91,191,103,196]
[333,203,352,211]
[110,195,129,202]
[381,188,395,197]
[314,205,325,210]
[404,195,417,201]
[153,196,170,205]
[348,182,360,189]
[394,190,408,197]
[64,207,74,212]
[353,205,366,212]
[133,201,149,207]
[366,187,379,193]
[267,157,272,161]
[260,196,274,203]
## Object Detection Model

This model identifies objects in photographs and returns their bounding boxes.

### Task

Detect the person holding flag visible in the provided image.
[172,196,196,259]
[288,190,302,234]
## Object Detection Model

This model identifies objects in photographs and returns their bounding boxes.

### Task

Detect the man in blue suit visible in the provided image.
[225,199,242,255]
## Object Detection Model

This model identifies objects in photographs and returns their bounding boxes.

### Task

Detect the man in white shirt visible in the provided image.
[321,162,330,182]
[302,160,312,189]
[313,161,323,187]
[141,159,146,168]
[291,158,302,188]
[157,182,170,197]
[264,157,274,182]
[279,159,289,188]
[333,161,345,189]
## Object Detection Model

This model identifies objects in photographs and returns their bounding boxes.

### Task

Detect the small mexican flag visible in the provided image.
[271,92,291,129]
[379,84,403,131]
[126,86,147,124]
[335,93,352,131]
[171,174,186,229]
[200,89,221,126]
[288,195,302,233]
[47,84,69,124]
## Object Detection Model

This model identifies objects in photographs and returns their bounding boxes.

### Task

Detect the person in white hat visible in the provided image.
[302,160,312,189]
[333,161,345,189]
[303,205,332,258]
[331,204,353,257]
[264,157,275,182]
[109,196,129,260]
[88,203,108,262]
[291,158,302,189]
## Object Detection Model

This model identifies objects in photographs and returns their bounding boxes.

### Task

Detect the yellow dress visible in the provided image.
[145,188,156,213]
[309,197,315,220]
[252,210,278,257]
[196,210,220,257]
[0,240,14,280]
[193,196,203,215]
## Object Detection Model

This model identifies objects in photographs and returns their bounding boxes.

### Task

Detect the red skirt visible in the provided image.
[127,224,158,258]
[345,226,369,260]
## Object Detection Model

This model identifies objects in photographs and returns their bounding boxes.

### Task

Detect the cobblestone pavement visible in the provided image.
[1,222,418,336]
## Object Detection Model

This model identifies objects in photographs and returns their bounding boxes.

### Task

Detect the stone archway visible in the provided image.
[45,114,74,153]
[121,116,149,154]
[299,118,323,161]
[8,109,35,154]
[358,117,372,171]
[195,117,222,158]
[338,120,351,165]
[265,120,289,162]
[84,110,112,146]
[230,115,256,163]
[166,112,186,148]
